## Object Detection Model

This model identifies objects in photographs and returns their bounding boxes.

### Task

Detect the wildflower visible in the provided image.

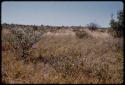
[32,44,37,49]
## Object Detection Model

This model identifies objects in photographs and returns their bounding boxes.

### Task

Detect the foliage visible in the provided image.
[33,25,38,30]
[109,10,124,37]
[87,23,99,31]
[75,30,88,39]
[2,24,123,84]
[11,28,42,58]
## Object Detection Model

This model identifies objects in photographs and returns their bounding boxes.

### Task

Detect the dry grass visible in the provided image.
[2,27,123,84]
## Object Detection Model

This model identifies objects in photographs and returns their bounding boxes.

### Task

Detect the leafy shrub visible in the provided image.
[87,23,99,31]
[11,28,42,58]
[75,30,88,39]
[109,10,124,37]
[33,25,38,30]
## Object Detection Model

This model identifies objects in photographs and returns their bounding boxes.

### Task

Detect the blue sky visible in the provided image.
[2,1,123,27]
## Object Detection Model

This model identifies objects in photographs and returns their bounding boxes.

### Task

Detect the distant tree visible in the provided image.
[33,25,38,30]
[2,23,8,26]
[57,27,61,29]
[109,10,124,37]
[41,24,44,27]
[117,10,124,29]
[2,23,8,28]
[87,22,99,31]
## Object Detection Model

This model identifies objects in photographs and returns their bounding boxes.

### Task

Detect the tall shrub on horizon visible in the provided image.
[109,10,124,37]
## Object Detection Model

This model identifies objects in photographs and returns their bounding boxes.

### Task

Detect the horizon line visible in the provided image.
[2,22,110,28]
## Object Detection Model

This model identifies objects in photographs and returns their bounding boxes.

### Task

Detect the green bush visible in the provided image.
[75,30,88,39]
[11,28,42,58]
[109,10,124,37]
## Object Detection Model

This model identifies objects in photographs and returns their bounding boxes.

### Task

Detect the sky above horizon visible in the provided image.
[2,1,123,27]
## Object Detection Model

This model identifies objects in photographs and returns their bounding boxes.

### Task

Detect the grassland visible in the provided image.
[1,24,123,84]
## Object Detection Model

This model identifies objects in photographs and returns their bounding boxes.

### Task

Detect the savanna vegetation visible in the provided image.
[1,10,124,84]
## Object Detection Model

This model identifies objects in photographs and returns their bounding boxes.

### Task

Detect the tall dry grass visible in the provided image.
[2,26,123,84]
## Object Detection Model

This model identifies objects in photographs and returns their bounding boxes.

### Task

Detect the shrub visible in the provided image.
[109,10,124,37]
[11,27,42,59]
[33,25,38,31]
[87,23,99,31]
[75,30,88,39]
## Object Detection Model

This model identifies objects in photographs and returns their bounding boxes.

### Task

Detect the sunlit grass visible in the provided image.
[2,26,123,84]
